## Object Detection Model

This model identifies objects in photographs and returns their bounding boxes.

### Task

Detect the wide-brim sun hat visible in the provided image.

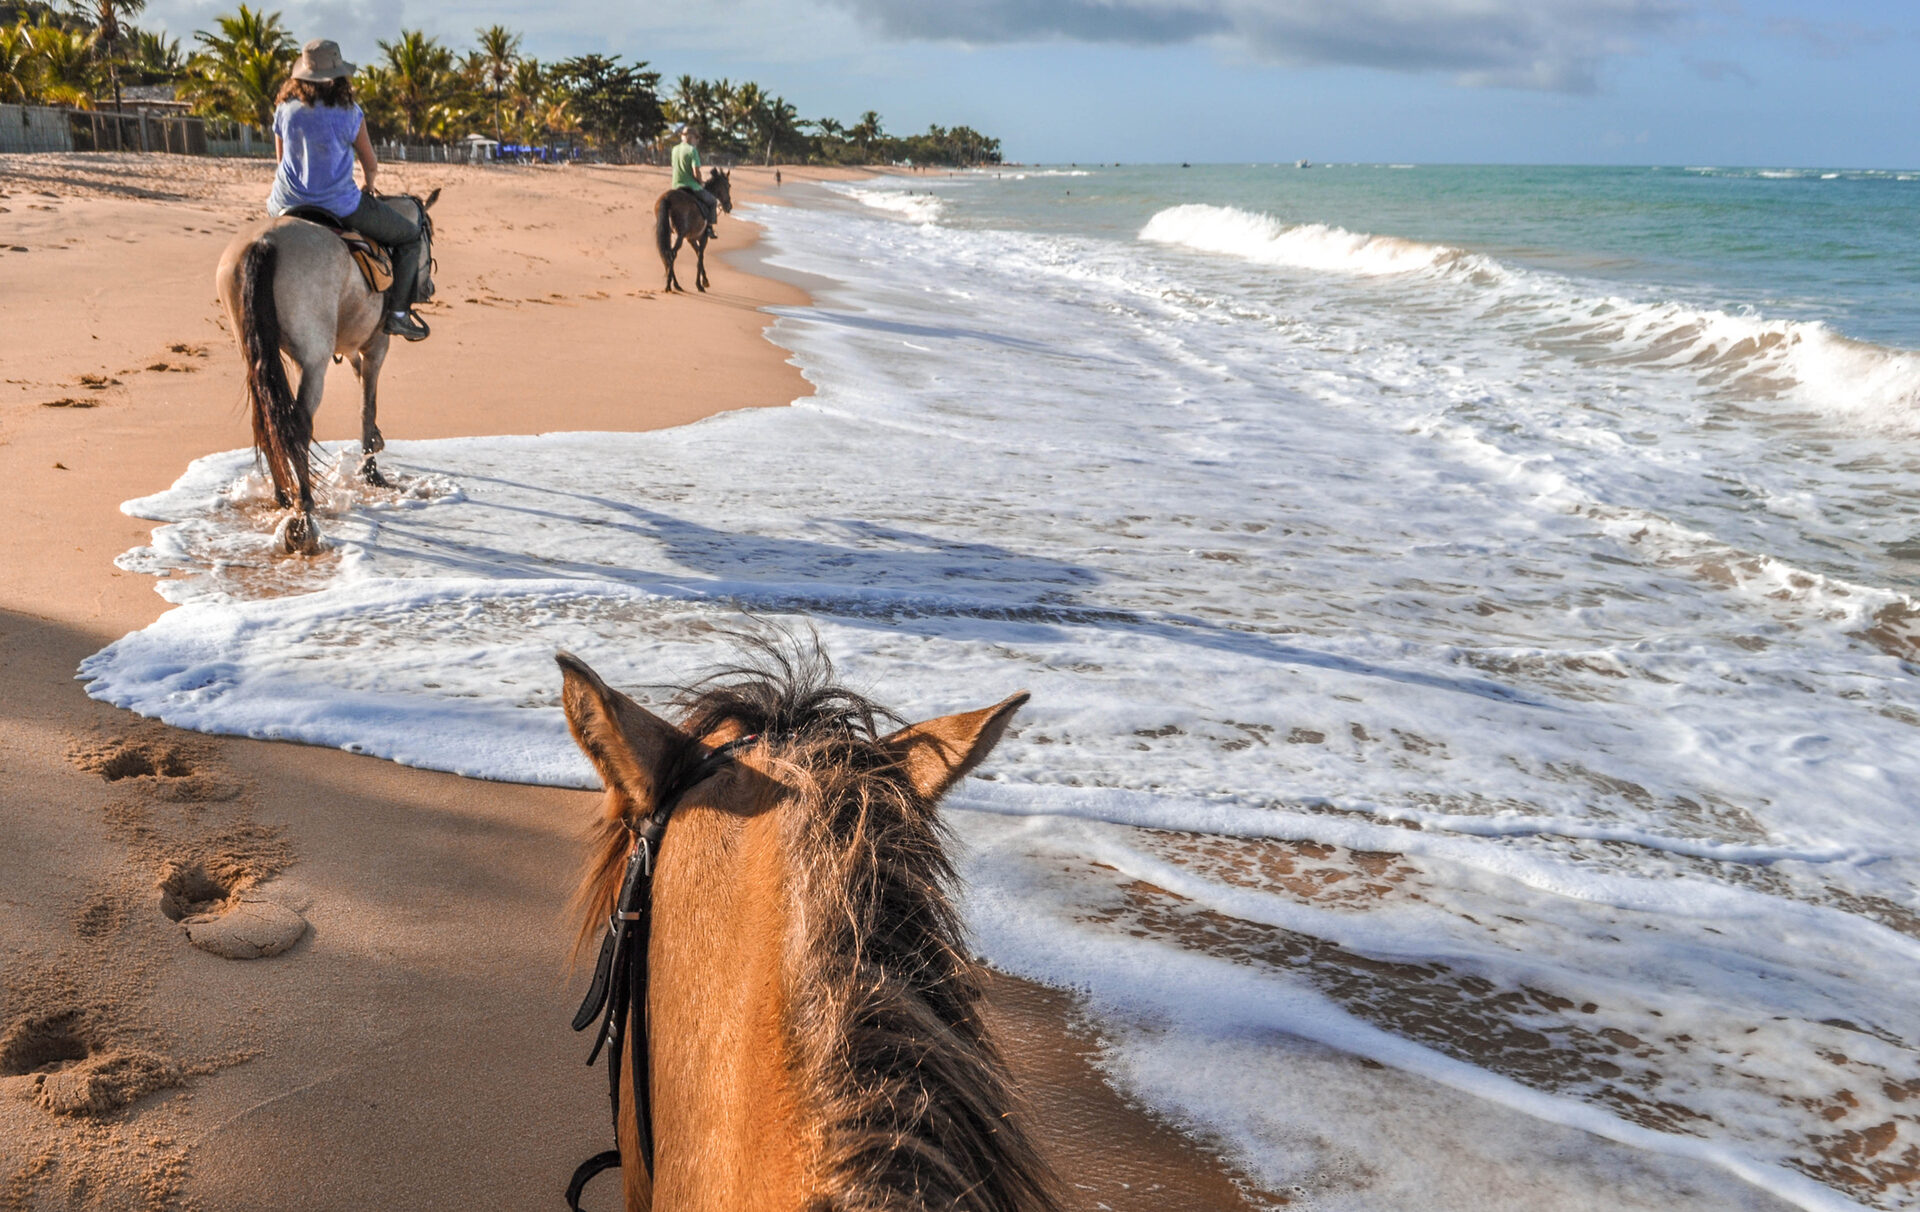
[290,39,355,82]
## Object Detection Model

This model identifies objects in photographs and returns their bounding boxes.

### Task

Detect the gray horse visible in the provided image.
[214,190,438,555]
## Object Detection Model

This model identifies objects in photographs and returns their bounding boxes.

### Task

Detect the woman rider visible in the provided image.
[266,39,429,341]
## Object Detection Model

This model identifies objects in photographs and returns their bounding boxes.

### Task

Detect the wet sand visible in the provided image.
[0,153,1276,1209]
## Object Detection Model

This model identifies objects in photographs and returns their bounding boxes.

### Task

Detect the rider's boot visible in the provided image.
[384,310,430,342]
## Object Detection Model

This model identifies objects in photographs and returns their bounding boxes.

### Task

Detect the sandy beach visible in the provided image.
[0,154,1275,1210]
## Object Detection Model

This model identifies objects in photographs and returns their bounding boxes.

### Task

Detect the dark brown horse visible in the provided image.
[556,642,1058,1212]
[653,169,732,293]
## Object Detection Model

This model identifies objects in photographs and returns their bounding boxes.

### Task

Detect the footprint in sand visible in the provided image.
[157,858,307,960]
[68,733,242,803]
[0,1010,182,1116]
[68,732,307,959]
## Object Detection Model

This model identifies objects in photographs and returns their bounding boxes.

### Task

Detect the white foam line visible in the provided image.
[949,783,1920,966]
[968,897,1871,1212]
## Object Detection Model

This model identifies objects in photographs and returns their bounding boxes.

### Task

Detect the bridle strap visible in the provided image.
[566,731,765,1211]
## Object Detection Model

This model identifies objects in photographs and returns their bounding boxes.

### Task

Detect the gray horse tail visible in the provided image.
[237,238,310,512]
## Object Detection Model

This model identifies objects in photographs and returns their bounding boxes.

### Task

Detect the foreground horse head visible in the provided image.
[214,189,440,555]
[557,644,1058,1212]
[653,170,730,294]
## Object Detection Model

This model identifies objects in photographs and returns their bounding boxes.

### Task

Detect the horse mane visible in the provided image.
[571,638,1058,1212]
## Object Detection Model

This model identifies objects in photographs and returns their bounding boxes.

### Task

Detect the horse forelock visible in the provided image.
[675,638,1058,1212]
[568,635,1056,1209]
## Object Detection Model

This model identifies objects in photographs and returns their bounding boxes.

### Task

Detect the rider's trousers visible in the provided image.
[342,194,424,313]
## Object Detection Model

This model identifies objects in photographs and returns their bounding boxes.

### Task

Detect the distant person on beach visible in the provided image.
[671,125,720,239]
[265,39,430,341]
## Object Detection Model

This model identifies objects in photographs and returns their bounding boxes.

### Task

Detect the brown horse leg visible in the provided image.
[667,233,686,292]
[351,335,390,487]
[694,232,709,292]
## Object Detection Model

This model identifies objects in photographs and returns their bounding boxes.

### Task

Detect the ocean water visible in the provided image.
[83,165,1920,1210]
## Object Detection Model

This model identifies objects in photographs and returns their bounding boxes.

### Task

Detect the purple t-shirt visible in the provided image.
[267,100,364,217]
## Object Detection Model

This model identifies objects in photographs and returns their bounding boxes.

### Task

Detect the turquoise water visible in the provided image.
[932,164,1920,349]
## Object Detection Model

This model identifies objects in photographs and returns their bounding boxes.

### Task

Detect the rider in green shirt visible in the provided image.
[671,126,719,238]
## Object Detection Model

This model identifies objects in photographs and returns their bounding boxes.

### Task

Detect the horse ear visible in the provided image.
[881,691,1029,802]
[423,187,441,211]
[556,651,682,808]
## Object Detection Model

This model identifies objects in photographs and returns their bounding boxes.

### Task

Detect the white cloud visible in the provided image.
[825,0,1694,92]
[135,0,1697,95]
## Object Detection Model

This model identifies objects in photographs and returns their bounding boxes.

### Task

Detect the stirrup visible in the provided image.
[384,311,430,342]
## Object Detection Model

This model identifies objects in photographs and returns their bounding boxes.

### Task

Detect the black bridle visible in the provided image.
[565,731,765,1212]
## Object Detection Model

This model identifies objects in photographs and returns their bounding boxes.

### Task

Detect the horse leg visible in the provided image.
[667,232,686,292]
[352,336,391,487]
[694,232,709,292]
[279,354,329,555]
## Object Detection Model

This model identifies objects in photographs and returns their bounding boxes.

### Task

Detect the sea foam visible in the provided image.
[83,188,1920,1210]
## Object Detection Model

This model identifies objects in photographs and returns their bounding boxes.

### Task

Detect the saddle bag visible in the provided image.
[341,235,394,294]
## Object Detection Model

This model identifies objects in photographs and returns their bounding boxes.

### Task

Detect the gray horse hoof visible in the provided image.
[274,513,324,556]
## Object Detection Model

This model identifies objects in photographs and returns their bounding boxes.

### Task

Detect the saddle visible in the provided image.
[281,204,394,294]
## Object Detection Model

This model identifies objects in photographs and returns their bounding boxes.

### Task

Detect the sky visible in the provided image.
[138,0,1920,167]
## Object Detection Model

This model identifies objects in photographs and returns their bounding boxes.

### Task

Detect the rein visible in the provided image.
[565,730,766,1211]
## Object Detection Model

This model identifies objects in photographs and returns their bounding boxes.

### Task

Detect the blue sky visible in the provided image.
[141,0,1920,167]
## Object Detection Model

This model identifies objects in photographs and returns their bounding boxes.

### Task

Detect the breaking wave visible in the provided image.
[1140,203,1920,426]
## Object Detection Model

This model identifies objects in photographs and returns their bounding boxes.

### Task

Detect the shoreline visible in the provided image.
[0,153,1275,1209]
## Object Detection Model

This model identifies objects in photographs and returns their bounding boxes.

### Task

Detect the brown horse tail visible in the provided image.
[237,239,309,510]
[654,195,676,286]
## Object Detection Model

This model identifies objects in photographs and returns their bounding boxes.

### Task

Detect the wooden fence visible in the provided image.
[0,104,217,155]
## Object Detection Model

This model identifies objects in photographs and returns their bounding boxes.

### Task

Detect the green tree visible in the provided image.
[24,14,94,106]
[850,109,882,158]
[374,29,454,140]
[124,25,179,83]
[0,2,65,28]
[0,21,36,101]
[181,5,294,126]
[554,52,662,148]
[506,56,562,140]
[749,91,801,164]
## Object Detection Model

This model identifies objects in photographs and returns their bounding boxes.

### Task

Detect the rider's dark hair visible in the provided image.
[276,76,354,108]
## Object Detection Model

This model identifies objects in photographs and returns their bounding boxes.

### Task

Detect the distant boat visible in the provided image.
[1296,159,1312,168]
[1180,162,1191,168]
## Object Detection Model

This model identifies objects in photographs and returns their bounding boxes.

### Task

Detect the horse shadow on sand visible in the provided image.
[367,474,1538,709]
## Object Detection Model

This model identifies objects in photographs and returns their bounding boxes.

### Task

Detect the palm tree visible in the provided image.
[375,29,453,140]
[26,15,95,107]
[474,23,517,142]
[757,93,798,164]
[0,21,37,102]
[66,0,141,111]
[126,26,181,84]
[182,5,294,127]
[850,110,882,160]
[507,56,546,139]
[729,79,770,158]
